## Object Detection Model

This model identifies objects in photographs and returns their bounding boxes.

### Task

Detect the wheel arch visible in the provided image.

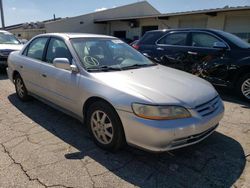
[82,96,127,141]
[12,70,20,82]
[233,66,250,86]
[82,96,120,122]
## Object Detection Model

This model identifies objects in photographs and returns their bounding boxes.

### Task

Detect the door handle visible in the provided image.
[188,51,198,55]
[157,47,164,51]
[41,74,47,78]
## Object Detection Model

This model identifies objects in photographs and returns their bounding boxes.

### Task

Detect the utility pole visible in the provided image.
[0,0,5,29]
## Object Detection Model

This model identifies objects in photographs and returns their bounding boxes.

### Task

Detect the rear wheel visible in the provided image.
[14,74,30,101]
[237,73,250,102]
[86,101,126,152]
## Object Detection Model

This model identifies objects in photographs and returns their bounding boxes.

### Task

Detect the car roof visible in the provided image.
[146,28,221,34]
[36,33,117,40]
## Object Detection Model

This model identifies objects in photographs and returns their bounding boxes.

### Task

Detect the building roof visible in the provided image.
[94,5,250,22]
[3,18,62,30]
[159,5,250,17]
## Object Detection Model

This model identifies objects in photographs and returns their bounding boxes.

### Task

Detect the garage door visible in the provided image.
[225,15,250,33]
[224,15,250,41]
[179,18,207,28]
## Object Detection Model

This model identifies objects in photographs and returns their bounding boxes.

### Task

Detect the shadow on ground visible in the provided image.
[8,94,246,187]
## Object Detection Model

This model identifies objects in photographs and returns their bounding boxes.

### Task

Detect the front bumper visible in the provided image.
[117,101,224,152]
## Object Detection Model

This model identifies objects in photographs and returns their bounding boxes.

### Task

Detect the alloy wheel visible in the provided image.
[91,110,114,145]
[241,78,250,99]
[16,78,25,98]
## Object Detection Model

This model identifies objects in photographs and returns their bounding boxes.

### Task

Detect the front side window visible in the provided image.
[158,32,188,46]
[0,32,20,44]
[191,33,221,48]
[26,38,48,61]
[46,38,72,64]
[71,38,155,71]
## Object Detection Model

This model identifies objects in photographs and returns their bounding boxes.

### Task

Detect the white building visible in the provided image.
[6,1,250,41]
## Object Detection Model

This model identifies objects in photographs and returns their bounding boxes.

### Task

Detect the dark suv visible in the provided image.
[134,29,250,102]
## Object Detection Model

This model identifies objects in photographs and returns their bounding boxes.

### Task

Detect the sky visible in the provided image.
[2,0,250,26]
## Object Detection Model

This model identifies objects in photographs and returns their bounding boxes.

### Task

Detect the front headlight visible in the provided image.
[132,103,191,120]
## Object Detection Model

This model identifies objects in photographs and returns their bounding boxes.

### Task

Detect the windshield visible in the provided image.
[217,30,250,49]
[0,32,20,45]
[70,38,155,71]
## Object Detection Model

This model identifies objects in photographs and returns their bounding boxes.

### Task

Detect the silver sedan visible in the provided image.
[7,33,224,152]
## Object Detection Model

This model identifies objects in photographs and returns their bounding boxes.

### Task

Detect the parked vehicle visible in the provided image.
[130,39,139,48]
[0,30,23,70]
[8,33,224,152]
[135,29,250,102]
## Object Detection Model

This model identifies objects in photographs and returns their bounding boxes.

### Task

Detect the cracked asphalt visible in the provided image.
[0,72,250,188]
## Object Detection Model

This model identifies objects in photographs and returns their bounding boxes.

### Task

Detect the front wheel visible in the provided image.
[237,73,250,102]
[14,74,30,101]
[86,101,126,152]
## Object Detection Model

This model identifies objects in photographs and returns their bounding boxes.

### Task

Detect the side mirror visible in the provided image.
[213,42,227,49]
[53,58,78,73]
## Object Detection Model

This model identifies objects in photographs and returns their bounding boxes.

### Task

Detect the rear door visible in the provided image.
[20,37,49,95]
[187,31,231,85]
[154,31,191,71]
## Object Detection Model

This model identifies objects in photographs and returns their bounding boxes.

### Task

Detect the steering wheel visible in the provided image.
[113,56,125,63]
[83,56,99,66]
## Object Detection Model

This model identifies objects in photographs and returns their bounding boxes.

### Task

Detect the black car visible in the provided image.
[135,29,250,102]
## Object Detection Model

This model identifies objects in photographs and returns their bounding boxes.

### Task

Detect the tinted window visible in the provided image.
[191,33,221,48]
[158,32,188,46]
[46,38,72,64]
[139,31,165,45]
[27,38,48,61]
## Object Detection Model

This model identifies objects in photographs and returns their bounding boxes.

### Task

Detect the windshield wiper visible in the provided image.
[87,65,122,72]
[122,63,156,70]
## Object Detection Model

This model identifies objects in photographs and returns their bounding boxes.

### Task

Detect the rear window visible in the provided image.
[139,31,165,45]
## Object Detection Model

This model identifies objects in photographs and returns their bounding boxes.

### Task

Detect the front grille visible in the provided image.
[170,124,218,148]
[195,96,220,117]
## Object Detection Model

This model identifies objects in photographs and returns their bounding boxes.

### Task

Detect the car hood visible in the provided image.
[91,65,218,108]
[0,44,23,51]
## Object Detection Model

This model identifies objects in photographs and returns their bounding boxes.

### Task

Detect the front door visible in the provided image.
[39,37,81,113]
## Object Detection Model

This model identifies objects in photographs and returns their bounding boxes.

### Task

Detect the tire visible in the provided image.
[14,74,30,101]
[86,101,126,152]
[237,73,250,102]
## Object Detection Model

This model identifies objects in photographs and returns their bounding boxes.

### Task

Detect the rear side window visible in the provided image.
[139,32,165,45]
[26,38,48,61]
[157,32,188,46]
[191,33,221,48]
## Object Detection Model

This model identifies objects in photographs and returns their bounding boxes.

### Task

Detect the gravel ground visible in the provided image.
[0,72,249,188]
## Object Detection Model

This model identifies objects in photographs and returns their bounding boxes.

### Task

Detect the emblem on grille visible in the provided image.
[208,104,215,112]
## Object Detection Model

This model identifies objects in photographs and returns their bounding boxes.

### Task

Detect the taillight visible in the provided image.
[132,44,139,50]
